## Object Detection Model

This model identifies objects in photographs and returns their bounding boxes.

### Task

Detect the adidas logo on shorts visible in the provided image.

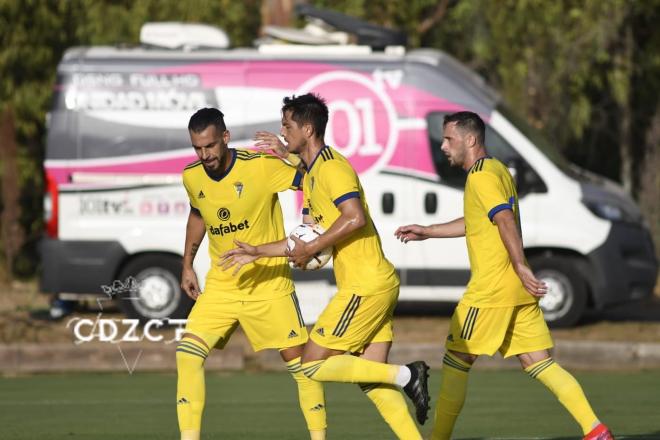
[316,328,325,337]
[198,190,205,199]
[177,397,190,405]
[310,403,325,412]
[288,330,298,338]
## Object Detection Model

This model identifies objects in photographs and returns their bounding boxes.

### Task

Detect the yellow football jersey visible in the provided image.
[462,157,536,307]
[182,149,302,301]
[302,146,398,296]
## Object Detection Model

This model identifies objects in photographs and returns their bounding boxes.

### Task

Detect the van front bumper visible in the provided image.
[585,222,658,308]
[39,238,127,294]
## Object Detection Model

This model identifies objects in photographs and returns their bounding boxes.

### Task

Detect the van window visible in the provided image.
[426,112,546,195]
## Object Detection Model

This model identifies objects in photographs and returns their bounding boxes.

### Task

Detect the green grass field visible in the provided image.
[1,370,659,439]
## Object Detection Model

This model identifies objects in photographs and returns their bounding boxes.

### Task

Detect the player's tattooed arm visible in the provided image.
[182,209,206,300]
[190,242,200,258]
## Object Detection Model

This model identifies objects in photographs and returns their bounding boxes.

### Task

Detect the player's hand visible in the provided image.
[394,224,428,243]
[253,131,288,158]
[515,263,548,297]
[181,266,201,300]
[219,240,260,276]
[286,235,314,269]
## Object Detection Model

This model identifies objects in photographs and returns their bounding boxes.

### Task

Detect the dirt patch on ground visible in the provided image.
[2,280,660,346]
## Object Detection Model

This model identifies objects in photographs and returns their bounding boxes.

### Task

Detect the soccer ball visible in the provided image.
[286,223,333,270]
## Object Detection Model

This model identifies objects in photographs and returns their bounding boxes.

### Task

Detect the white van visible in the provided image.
[42,11,657,327]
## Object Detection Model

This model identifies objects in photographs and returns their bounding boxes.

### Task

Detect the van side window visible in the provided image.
[426,112,546,195]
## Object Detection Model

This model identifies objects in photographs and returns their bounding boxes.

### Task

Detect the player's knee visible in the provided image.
[300,360,325,379]
[448,349,477,365]
[176,338,209,371]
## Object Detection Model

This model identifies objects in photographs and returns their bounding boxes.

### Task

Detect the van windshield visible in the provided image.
[496,105,570,172]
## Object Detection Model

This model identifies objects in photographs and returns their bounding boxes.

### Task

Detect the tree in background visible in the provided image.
[0,0,658,279]
[311,0,660,259]
[0,0,261,279]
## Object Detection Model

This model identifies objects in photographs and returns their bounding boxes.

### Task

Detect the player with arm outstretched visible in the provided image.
[395,111,613,440]
[221,93,430,440]
[177,108,326,440]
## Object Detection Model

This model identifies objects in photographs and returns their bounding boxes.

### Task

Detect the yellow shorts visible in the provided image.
[446,301,553,358]
[184,291,308,352]
[310,286,398,353]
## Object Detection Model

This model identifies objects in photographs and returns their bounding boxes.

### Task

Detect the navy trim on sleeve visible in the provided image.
[488,203,512,222]
[292,170,303,189]
[190,205,201,216]
[302,208,309,215]
[333,191,360,207]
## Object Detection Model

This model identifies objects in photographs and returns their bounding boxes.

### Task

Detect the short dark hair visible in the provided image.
[188,107,226,133]
[282,93,329,139]
[443,111,485,146]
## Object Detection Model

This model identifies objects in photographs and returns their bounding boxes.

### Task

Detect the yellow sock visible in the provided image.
[360,383,422,440]
[176,336,211,437]
[430,352,471,440]
[286,357,327,438]
[525,358,598,434]
[180,430,200,440]
[309,430,326,440]
[301,354,399,384]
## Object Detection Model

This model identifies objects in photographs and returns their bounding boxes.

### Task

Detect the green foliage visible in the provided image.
[0,0,262,277]
[311,0,659,252]
[1,0,659,277]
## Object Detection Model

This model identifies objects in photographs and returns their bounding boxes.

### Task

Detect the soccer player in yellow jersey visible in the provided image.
[222,94,430,439]
[176,108,326,440]
[395,111,613,440]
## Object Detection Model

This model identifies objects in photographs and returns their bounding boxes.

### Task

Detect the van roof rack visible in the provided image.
[140,22,230,50]
[295,4,407,50]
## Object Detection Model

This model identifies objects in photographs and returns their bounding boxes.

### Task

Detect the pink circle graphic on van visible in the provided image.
[296,71,398,175]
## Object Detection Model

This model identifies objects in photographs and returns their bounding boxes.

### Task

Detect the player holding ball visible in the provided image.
[221,93,430,439]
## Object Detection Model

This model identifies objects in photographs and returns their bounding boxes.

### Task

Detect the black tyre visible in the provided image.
[529,255,588,328]
[117,254,193,321]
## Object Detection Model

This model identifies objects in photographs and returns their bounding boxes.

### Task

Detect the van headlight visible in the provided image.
[583,200,625,221]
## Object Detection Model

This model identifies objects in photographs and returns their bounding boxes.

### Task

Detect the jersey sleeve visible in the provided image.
[469,171,512,222]
[182,171,200,212]
[318,160,360,207]
[261,155,303,192]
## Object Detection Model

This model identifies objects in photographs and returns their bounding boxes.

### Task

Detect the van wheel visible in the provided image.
[528,256,587,328]
[117,255,193,321]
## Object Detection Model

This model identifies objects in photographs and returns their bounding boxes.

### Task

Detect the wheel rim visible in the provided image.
[130,268,181,319]
[537,269,574,321]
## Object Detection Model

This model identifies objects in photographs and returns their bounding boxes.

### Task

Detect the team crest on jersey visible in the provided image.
[234,181,244,198]
[217,208,230,221]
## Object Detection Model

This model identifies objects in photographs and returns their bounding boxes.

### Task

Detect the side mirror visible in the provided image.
[505,158,547,196]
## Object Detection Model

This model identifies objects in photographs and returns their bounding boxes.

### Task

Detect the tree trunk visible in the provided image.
[618,15,634,194]
[0,106,23,281]
[260,0,294,29]
[639,102,660,262]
